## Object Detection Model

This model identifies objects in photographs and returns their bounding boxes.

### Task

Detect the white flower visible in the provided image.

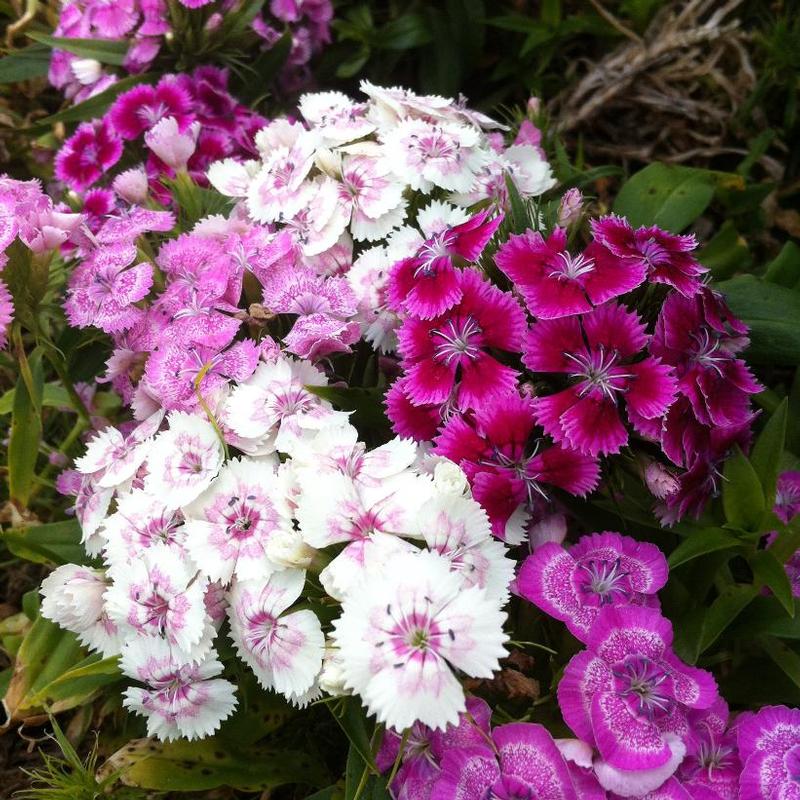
[282,177,350,257]
[207,158,260,198]
[40,564,120,657]
[73,476,114,555]
[227,570,324,699]
[71,58,103,85]
[382,119,487,194]
[105,543,212,661]
[182,457,294,584]
[121,638,236,741]
[144,117,200,172]
[416,200,471,239]
[318,643,350,696]
[264,528,315,570]
[112,166,149,204]
[144,412,224,509]
[431,459,470,496]
[223,356,348,455]
[331,548,507,730]
[415,492,514,602]
[74,425,151,490]
[298,91,376,145]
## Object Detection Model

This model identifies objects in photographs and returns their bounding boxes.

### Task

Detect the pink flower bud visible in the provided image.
[144,116,200,171]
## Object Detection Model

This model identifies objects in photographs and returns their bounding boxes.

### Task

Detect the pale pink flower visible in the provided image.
[144,116,200,171]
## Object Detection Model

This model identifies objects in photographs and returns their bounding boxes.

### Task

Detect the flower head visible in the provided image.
[55,119,122,191]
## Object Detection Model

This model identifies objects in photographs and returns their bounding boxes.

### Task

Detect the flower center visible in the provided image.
[566,347,632,400]
[549,251,595,281]
[432,316,482,365]
[637,237,668,266]
[577,557,630,605]
[414,231,457,278]
[613,655,671,719]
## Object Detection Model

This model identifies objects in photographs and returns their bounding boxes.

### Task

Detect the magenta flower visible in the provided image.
[388,209,503,319]
[431,722,579,800]
[518,531,668,642]
[737,705,800,800]
[525,302,677,457]
[376,697,492,800]
[284,314,360,361]
[775,471,800,524]
[385,377,443,442]
[650,287,761,428]
[495,227,646,319]
[0,279,12,350]
[558,606,718,778]
[397,269,527,412]
[109,78,192,140]
[591,216,707,297]
[54,119,122,191]
[65,243,153,333]
[434,392,599,540]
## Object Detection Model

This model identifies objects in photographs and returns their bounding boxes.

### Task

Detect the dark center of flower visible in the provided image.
[613,654,672,719]
[577,557,631,605]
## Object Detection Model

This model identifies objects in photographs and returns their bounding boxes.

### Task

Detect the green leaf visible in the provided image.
[28,655,122,708]
[668,528,743,568]
[770,518,800,564]
[761,636,800,690]
[716,275,800,365]
[331,697,377,773]
[2,519,87,565]
[699,584,759,653]
[613,163,718,231]
[378,14,433,50]
[26,32,129,66]
[0,44,51,83]
[750,398,788,507]
[101,737,328,792]
[0,381,72,414]
[722,446,765,531]
[764,241,800,289]
[504,172,531,235]
[733,597,800,639]
[8,350,44,508]
[697,220,750,280]
[750,550,795,616]
[306,385,388,433]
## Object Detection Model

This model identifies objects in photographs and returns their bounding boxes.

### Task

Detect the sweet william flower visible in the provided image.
[388,209,503,319]
[144,116,200,171]
[0,280,13,350]
[55,119,122,191]
[397,269,527,412]
[331,548,507,731]
[121,637,236,741]
[518,531,668,642]
[227,569,325,700]
[526,302,677,457]
[432,722,579,800]
[775,471,800,524]
[495,226,646,319]
[109,78,193,140]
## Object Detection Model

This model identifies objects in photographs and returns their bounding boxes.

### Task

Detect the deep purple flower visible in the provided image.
[55,119,122,191]
[109,78,192,140]
[519,531,668,642]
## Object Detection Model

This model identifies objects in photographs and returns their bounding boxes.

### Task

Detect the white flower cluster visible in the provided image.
[208,82,555,351]
[41,354,513,738]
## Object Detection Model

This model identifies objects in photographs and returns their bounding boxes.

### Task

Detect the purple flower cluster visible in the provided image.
[48,0,332,103]
[386,211,762,531]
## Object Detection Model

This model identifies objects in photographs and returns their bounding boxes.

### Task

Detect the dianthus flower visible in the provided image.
[331,548,507,731]
[495,227,646,319]
[54,119,122,191]
[525,302,677,457]
[109,78,193,140]
[519,531,668,642]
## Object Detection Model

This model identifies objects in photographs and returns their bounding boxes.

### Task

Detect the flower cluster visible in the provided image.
[49,0,332,103]
[42,369,514,738]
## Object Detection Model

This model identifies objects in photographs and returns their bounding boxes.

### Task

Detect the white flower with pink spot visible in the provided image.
[182,457,294,584]
[144,412,224,509]
[382,118,487,193]
[331,548,508,731]
[227,569,324,700]
[40,564,121,657]
[121,637,236,741]
[223,356,349,456]
[105,543,212,661]
[74,425,152,490]
[298,91,376,145]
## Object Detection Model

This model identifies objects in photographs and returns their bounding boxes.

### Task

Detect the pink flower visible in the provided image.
[495,227,646,319]
[385,377,443,442]
[737,705,800,800]
[284,314,361,360]
[518,531,668,642]
[434,392,599,541]
[144,116,200,171]
[432,722,579,800]
[398,269,527,412]
[775,471,800,524]
[65,242,153,333]
[558,606,717,779]
[591,216,707,297]
[388,209,503,319]
[54,119,122,191]
[0,280,12,349]
[109,78,192,140]
[650,288,761,428]
[525,302,677,457]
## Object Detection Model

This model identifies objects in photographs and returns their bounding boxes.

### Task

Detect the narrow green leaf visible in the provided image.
[761,636,800,690]
[668,528,742,568]
[2,519,87,565]
[504,172,530,235]
[750,398,788,507]
[331,697,377,772]
[27,32,129,65]
[0,44,51,83]
[0,381,72,414]
[750,550,795,616]
[764,241,800,289]
[770,518,800,564]
[29,655,122,708]
[733,597,800,639]
[722,446,765,531]
[8,351,44,507]
[699,584,759,653]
